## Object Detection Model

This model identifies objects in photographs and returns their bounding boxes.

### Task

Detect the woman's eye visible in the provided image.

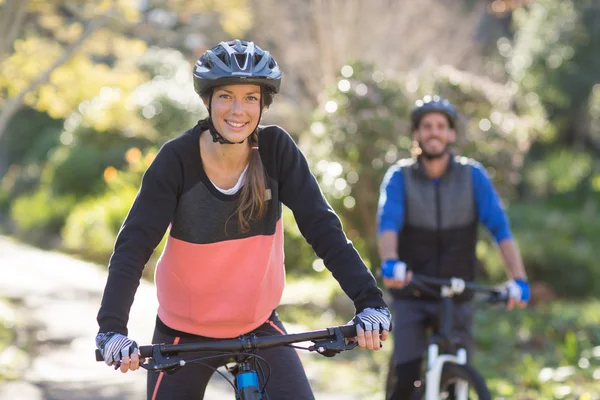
[247,96,259,102]
[218,94,230,99]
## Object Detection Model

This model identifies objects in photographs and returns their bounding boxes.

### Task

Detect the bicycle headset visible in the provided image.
[410,95,458,131]
[193,39,282,145]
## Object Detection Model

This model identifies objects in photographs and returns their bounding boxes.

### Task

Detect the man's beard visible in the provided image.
[418,140,449,160]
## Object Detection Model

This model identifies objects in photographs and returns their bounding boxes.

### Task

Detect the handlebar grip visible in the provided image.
[95,346,154,362]
[139,346,153,358]
[339,324,357,338]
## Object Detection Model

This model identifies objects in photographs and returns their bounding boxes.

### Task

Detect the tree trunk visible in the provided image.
[0,0,30,62]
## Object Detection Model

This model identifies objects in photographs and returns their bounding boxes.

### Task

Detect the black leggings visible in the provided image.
[147,311,314,400]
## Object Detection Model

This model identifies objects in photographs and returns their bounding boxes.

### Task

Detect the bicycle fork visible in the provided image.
[236,361,262,400]
[426,344,468,400]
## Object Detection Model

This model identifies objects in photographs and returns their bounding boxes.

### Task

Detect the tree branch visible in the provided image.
[0,15,110,143]
[0,0,30,62]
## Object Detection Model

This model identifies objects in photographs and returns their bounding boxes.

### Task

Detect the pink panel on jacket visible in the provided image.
[155,219,285,338]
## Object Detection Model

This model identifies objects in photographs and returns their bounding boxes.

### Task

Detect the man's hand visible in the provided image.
[506,279,530,310]
[381,259,413,289]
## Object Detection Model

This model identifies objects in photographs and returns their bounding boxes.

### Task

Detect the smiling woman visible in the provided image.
[204,86,262,143]
[94,39,391,400]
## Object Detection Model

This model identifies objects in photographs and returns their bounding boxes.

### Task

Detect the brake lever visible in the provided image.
[309,327,358,357]
[140,345,186,373]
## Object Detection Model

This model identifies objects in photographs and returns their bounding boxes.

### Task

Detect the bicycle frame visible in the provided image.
[234,359,262,400]
[409,275,506,400]
[425,296,469,400]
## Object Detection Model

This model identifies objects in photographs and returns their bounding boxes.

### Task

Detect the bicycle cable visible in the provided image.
[255,356,271,398]
[286,344,311,351]
[183,359,238,393]
[183,352,271,397]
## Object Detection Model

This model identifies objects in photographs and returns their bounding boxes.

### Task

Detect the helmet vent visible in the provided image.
[235,53,248,70]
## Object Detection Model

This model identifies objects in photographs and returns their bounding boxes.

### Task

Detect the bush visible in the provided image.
[506,200,600,297]
[61,148,167,277]
[9,188,76,244]
[62,187,168,277]
[0,186,8,213]
[49,146,110,197]
[61,188,137,262]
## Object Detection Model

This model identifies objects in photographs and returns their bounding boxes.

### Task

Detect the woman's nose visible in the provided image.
[231,98,244,114]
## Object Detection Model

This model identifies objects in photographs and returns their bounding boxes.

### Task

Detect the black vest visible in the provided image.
[393,155,478,301]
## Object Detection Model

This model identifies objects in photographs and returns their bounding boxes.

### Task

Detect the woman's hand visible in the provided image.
[96,332,142,373]
[352,307,392,351]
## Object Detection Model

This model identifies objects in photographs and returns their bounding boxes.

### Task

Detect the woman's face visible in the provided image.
[208,84,262,143]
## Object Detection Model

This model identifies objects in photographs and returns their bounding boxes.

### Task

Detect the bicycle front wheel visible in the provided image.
[412,362,491,400]
[439,362,490,400]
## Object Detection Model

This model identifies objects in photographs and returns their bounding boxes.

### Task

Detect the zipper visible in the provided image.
[435,180,442,277]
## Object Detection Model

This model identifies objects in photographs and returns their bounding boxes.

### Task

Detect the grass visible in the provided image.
[278,278,600,399]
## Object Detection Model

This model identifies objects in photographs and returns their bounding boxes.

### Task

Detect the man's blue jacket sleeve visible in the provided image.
[472,163,513,243]
[377,166,405,235]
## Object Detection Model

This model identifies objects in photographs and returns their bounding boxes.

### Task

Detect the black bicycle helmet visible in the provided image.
[193,39,282,96]
[193,40,282,145]
[410,95,457,130]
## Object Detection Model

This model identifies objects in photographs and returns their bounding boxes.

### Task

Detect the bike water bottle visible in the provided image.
[236,361,262,400]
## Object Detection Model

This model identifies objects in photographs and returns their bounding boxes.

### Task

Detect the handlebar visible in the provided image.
[409,274,508,302]
[96,324,358,367]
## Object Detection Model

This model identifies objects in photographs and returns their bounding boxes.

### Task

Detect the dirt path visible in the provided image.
[0,237,358,400]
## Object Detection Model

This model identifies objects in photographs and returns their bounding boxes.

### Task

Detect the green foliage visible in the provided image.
[0,185,8,213]
[0,108,63,165]
[131,47,207,140]
[280,277,600,399]
[61,147,167,276]
[61,186,138,262]
[9,187,76,243]
[506,0,600,198]
[1,32,148,120]
[508,200,600,297]
[0,0,148,122]
[589,83,600,152]
[474,300,600,398]
[509,0,600,117]
[281,207,319,276]
[47,145,115,197]
[524,150,593,196]
[305,61,546,271]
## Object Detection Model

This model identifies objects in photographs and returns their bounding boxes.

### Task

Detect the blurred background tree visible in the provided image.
[1,0,600,396]
[1,0,598,296]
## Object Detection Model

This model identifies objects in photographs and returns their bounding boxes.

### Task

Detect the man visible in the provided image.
[377,95,530,399]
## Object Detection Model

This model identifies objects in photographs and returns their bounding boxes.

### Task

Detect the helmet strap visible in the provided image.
[207,87,263,145]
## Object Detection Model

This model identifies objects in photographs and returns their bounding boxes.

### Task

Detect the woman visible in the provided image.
[95,39,391,400]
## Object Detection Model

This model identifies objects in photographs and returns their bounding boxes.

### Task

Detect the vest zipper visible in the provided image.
[435,181,442,277]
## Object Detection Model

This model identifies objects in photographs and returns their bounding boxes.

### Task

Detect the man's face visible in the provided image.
[413,112,456,159]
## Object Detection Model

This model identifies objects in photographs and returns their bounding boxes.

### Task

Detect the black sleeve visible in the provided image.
[272,128,386,312]
[96,143,182,335]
